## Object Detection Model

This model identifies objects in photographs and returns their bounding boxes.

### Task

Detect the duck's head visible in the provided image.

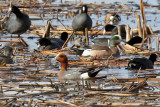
[110,35,121,47]
[56,53,68,63]
[110,14,121,25]
[60,32,68,41]
[149,53,157,64]
[81,5,88,13]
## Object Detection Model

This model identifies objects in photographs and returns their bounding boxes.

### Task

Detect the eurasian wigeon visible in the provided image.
[56,53,103,82]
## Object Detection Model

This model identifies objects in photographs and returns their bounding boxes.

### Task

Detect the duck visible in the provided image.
[127,36,142,46]
[72,5,92,31]
[38,32,68,50]
[82,35,121,58]
[56,53,103,82]
[0,46,13,65]
[127,53,157,70]
[5,5,31,38]
[104,13,121,25]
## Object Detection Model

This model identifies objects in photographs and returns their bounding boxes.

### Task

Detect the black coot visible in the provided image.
[38,32,68,50]
[72,5,92,31]
[5,6,31,37]
[127,36,142,46]
[127,54,157,69]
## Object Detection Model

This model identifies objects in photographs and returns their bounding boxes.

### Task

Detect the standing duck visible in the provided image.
[127,53,157,70]
[5,6,31,37]
[56,53,102,82]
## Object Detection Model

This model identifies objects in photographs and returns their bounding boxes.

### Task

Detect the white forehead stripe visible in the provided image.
[8,7,12,11]
[82,6,86,11]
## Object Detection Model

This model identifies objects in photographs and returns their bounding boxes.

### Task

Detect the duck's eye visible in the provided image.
[59,55,64,58]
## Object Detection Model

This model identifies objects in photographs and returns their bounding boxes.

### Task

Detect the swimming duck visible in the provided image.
[127,53,157,70]
[0,46,13,65]
[56,53,102,82]
[72,5,92,31]
[104,13,121,25]
[5,6,31,37]
[82,35,121,58]
[38,32,68,50]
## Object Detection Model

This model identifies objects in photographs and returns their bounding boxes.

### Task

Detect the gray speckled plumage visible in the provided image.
[0,46,13,65]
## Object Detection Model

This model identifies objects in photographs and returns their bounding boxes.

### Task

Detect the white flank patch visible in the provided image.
[82,49,91,57]
[103,29,106,35]
[80,72,90,79]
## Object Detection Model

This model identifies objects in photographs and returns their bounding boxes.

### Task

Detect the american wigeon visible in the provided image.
[82,35,121,58]
[72,5,92,31]
[5,6,31,37]
[0,46,13,65]
[127,53,157,69]
[104,13,121,25]
[56,53,102,82]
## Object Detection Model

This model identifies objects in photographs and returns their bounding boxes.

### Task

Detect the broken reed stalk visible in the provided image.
[136,14,143,38]
[147,25,153,50]
[117,25,121,36]
[42,21,50,38]
[140,0,148,41]
[62,31,74,48]
[85,28,89,45]
[57,8,59,20]
[127,78,148,92]
[125,24,131,42]
[156,36,159,51]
